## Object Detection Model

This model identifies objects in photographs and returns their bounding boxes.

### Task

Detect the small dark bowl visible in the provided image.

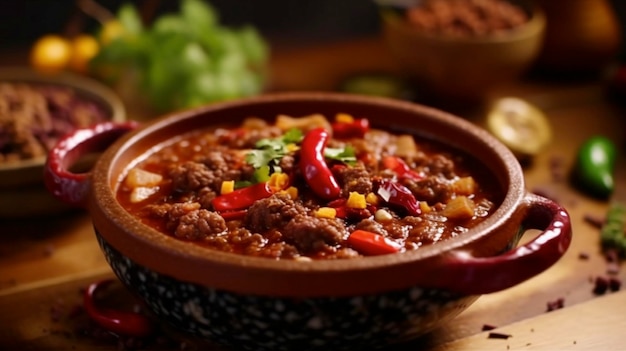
[0,67,125,217]
[44,92,571,350]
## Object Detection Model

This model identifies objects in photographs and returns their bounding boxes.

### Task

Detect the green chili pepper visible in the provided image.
[573,136,617,199]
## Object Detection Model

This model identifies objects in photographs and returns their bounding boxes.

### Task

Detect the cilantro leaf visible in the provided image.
[325,145,357,165]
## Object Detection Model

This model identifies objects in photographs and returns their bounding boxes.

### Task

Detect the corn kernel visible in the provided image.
[419,201,431,213]
[335,113,354,123]
[315,207,337,219]
[346,192,367,209]
[374,209,393,222]
[279,186,298,199]
[366,192,379,205]
[221,180,235,194]
[268,173,290,192]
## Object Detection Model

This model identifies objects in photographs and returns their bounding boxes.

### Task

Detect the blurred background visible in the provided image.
[2,0,624,56]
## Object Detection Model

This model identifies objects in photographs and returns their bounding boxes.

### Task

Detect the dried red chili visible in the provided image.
[83,279,153,337]
[375,178,421,216]
[299,128,341,200]
[332,118,369,139]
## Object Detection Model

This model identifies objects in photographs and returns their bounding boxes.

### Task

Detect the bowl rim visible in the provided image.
[91,92,525,297]
[0,66,126,173]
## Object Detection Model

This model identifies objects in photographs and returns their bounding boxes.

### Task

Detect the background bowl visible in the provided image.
[381,0,546,103]
[0,67,125,218]
[45,92,570,350]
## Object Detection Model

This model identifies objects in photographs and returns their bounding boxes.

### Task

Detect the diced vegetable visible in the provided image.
[125,168,162,188]
[276,114,331,132]
[346,192,367,209]
[442,196,475,219]
[315,207,337,219]
[221,180,235,194]
[452,176,477,195]
[130,186,159,203]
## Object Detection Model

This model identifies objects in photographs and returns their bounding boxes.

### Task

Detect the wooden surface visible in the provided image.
[1,36,626,350]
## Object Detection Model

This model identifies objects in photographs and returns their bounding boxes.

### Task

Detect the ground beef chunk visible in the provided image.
[423,154,455,178]
[197,187,217,209]
[356,218,387,235]
[334,163,373,195]
[168,161,214,193]
[283,215,346,253]
[244,193,306,233]
[173,208,226,240]
[278,154,296,175]
[197,150,244,189]
[405,176,453,204]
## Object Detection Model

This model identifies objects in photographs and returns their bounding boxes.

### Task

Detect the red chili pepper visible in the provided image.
[375,178,421,216]
[382,156,424,180]
[300,128,341,200]
[212,182,274,211]
[347,229,401,255]
[218,209,248,220]
[83,279,153,337]
[332,118,370,139]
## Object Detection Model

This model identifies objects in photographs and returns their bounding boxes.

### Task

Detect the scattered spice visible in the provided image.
[546,297,565,312]
[578,251,590,260]
[482,324,498,331]
[488,332,512,340]
[593,276,609,295]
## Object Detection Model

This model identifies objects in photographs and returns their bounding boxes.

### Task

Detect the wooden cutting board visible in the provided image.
[1,269,624,350]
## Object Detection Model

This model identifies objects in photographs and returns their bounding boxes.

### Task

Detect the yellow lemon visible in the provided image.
[70,34,100,73]
[30,34,72,73]
[100,20,125,45]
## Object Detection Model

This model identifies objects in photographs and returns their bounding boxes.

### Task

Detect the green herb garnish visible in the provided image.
[245,128,303,172]
[325,145,357,165]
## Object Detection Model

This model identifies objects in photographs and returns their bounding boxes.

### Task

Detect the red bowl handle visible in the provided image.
[435,193,572,295]
[44,121,139,208]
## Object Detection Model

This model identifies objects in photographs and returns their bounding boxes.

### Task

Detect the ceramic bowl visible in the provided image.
[381,0,546,103]
[44,92,571,350]
[0,67,125,218]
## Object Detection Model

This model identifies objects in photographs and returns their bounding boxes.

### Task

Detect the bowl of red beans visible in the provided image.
[380,0,546,103]
[45,92,571,350]
[0,67,125,217]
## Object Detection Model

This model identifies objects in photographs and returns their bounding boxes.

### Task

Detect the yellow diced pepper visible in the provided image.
[315,207,337,219]
[279,186,298,199]
[419,201,431,213]
[365,192,379,205]
[268,173,290,192]
[286,143,300,152]
[335,113,354,124]
[221,180,235,194]
[347,192,367,209]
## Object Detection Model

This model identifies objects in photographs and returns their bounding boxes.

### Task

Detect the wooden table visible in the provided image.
[1,36,625,350]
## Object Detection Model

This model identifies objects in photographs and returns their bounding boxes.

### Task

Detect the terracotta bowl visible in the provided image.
[381,0,546,103]
[44,93,571,350]
[0,67,125,218]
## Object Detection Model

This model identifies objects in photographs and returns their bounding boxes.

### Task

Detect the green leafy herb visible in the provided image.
[325,145,357,165]
[245,128,303,174]
[90,0,269,113]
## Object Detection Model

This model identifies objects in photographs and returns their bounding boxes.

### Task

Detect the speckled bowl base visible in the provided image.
[96,231,478,351]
